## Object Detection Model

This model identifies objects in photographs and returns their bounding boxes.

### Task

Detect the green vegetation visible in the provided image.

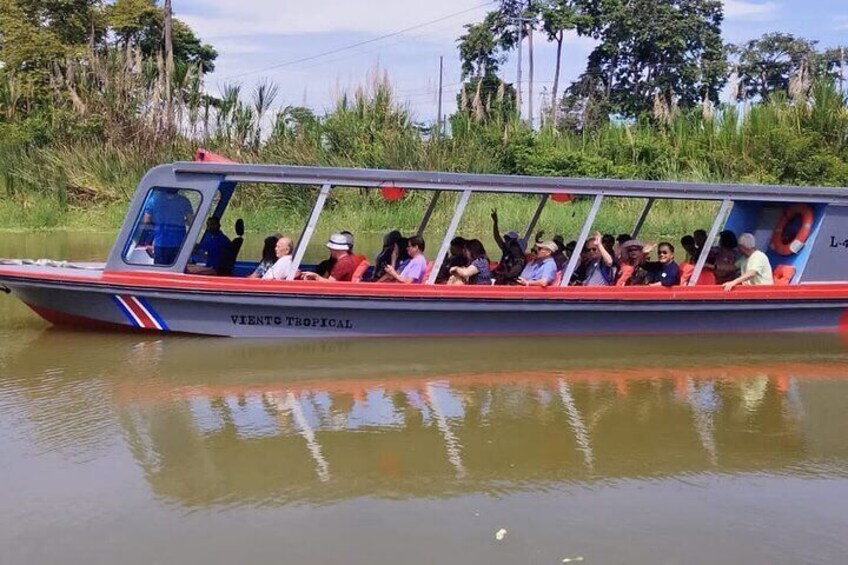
[1,1,847,241]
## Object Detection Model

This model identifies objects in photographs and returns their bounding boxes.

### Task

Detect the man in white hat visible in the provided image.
[723,232,773,290]
[302,233,358,282]
[517,240,559,287]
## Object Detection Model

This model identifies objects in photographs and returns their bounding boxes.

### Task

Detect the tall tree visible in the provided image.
[540,0,583,121]
[732,33,819,101]
[574,0,727,119]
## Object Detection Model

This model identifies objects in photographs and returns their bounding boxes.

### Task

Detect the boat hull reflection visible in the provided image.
[9,331,847,507]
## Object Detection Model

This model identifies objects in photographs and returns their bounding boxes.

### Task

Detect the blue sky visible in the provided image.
[176,0,848,124]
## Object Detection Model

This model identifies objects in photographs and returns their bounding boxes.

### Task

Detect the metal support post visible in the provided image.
[631,198,655,238]
[427,190,472,284]
[287,183,331,280]
[416,191,441,236]
[522,194,549,244]
[689,198,732,287]
[560,194,604,286]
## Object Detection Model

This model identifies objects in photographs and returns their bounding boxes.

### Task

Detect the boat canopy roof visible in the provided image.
[170,161,848,204]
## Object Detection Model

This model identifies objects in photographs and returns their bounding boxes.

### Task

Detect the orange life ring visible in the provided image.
[770,204,814,255]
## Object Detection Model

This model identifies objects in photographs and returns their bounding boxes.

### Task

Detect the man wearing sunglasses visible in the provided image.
[580,232,616,286]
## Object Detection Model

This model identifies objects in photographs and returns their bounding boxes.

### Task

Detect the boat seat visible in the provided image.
[351,260,371,282]
[217,219,244,276]
[774,264,796,285]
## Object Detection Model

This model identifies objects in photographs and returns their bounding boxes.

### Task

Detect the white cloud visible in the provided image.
[180,0,490,41]
[723,0,779,21]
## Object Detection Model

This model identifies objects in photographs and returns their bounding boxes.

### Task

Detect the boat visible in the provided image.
[2,153,848,337]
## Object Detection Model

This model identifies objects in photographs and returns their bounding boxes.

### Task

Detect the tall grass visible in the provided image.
[1,64,847,240]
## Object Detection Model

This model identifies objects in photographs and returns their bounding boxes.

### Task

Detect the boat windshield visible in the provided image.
[123,187,202,267]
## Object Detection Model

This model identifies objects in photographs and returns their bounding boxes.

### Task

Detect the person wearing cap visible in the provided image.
[518,240,558,287]
[580,232,616,286]
[301,233,358,282]
[384,235,428,284]
[723,232,773,291]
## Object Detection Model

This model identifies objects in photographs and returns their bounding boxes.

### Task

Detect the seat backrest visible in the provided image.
[216,219,245,276]
[351,260,371,283]
[774,264,796,286]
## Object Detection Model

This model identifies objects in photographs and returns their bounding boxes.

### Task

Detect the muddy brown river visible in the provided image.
[1,233,847,564]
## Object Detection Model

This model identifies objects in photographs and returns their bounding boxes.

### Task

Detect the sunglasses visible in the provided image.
[658,250,671,255]
[586,247,598,252]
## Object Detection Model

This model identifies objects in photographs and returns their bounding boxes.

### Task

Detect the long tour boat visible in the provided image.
[2,152,848,337]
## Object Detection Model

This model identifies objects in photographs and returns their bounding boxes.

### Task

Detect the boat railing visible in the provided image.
[107,161,848,284]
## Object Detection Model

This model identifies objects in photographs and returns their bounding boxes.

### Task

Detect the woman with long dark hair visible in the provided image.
[448,239,492,285]
[370,230,402,281]
[248,234,280,279]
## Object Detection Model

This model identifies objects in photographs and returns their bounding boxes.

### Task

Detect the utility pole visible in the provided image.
[437,56,444,136]
[516,15,523,120]
[163,0,174,129]
[528,25,534,129]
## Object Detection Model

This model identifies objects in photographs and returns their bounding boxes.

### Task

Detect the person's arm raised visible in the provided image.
[491,209,504,250]
[594,232,614,267]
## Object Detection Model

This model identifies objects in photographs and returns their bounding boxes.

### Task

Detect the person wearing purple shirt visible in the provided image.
[384,235,427,284]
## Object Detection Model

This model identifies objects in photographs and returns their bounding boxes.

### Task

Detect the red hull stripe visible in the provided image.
[6,267,848,302]
[114,295,163,330]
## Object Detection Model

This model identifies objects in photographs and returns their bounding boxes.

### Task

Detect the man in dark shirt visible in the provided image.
[195,216,231,273]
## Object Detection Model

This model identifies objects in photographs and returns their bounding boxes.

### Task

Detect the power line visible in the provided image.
[220,1,497,81]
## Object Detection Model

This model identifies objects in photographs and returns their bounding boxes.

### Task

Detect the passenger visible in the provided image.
[448,239,492,285]
[262,237,294,280]
[581,232,616,286]
[693,229,708,259]
[552,235,568,270]
[646,242,680,286]
[143,188,194,265]
[491,208,525,259]
[680,235,698,263]
[620,240,651,286]
[194,216,231,273]
[384,235,427,284]
[248,235,280,278]
[615,234,631,260]
[340,230,355,252]
[395,236,410,269]
[492,237,526,285]
[711,230,740,284]
[723,233,773,290]
[301,233,358,282]
[371,230,402,281]
[436,236,468,284]
[602,234,616,258]
[517,241,558,287]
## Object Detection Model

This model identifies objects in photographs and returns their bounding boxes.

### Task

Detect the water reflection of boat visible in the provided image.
[5,331,848,507]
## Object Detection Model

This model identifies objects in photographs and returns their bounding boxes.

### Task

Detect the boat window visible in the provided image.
[123,187,203,266]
